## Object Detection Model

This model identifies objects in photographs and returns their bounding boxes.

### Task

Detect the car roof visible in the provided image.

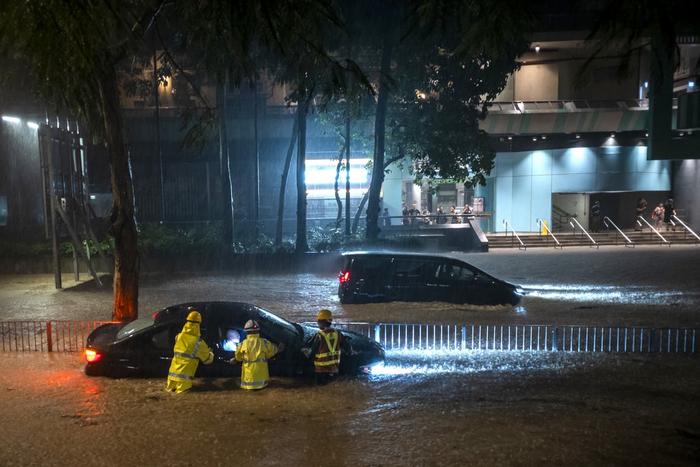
[341,250,499,280]
[343,250,464,261]
[154,301,255,324]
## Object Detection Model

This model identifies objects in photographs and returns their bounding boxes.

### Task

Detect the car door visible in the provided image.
[390,257,428,301]
[426,261,457,302]
[144,323,180,376]
[449,262,480,303]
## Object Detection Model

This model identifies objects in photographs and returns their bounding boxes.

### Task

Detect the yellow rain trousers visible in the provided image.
[235,333,279,390]
[165,321,214,393]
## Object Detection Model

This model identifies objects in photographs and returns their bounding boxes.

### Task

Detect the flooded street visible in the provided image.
[1,245,700,327]
[1,351,699,466]
[1,246,700,465]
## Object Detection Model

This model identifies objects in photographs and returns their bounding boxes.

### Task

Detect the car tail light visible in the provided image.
[85,348,102,363]
[338,270,351,284]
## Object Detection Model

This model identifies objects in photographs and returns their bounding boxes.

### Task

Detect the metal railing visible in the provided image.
[603,216,634,247]
[569,217,598,249]
[502,219,526,250]
[3,319,697,355]
[537,218,562,249]
[485,98,666,114]
[323,322,698,354]
[0,320,112,352]
[637,216,671,246]
[672,215,700,243]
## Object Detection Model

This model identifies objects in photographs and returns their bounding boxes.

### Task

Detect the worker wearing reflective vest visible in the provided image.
[232,320,283,390]
[311,309,343,385]
[165,309,214,393]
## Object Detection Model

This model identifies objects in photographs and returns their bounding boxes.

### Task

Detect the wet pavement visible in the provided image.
[1,246,700,465]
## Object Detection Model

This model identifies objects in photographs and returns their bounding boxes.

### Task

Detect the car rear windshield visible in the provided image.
[116,318,155,340]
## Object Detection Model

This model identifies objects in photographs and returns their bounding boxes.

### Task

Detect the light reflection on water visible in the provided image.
[368,349,572,380]
[522,284,697,305]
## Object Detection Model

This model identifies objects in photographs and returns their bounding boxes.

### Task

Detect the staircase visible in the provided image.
[488,229,700,249]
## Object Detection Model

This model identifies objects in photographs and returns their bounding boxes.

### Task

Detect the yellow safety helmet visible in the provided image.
[186,310,202,323]
[316,309,333,321]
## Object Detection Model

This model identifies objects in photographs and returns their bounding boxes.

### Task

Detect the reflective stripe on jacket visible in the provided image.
[165,321,214,393]
[314,329,342,374]
[235,334,278,390]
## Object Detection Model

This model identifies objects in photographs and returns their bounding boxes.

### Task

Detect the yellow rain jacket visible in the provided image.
[165,321,214,393]
[235,333,279,390]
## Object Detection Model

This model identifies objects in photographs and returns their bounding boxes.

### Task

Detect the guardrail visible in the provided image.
[0,320,112,352]
[324,322,698,354]
[537,218,562,249]
[502,219,527,250]
[603,216,634,247]
[672,215,700,243]
[3,320,697,355]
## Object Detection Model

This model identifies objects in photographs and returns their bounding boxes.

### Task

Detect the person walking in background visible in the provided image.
[590,200,601,233]
[401,204,409,225]
[663,198,676,231]
[634,197,648,231]
[450,206,459,224]
[651,203,665,230]
[436,206,447,224]
[461,204,472,223]
[382,208,391,227]
[421,208,432,225]
[409,203,420,225]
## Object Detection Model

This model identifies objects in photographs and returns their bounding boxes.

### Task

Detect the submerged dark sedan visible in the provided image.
[338,252,522,306]
[84,302,384,378]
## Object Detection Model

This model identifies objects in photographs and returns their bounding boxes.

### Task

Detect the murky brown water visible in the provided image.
[2,245,700,327]
[1,352,699,466]
[2,246,700,465]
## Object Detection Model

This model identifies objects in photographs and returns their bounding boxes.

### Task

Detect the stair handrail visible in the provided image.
[672,215,700,243]
[536,218,562,249]
[603,216,634,247]
[502,219,527,250]
[568,217,598,249]
[637,216,670,246]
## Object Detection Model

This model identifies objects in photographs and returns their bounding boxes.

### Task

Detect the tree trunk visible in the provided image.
[344,106,352,237]
[217,79,234,248]
[352,190,368,235]
[352,152,403,235]
[366,31,393,241]
[295,94,312,254]
[275,109,299,245]
[101,74,139,322]
[334,143,346,229]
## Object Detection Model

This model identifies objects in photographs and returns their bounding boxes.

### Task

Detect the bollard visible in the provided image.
[47,321,53,352]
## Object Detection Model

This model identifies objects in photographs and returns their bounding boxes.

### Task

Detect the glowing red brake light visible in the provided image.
[338,271,351,283]
[85,349,102,363]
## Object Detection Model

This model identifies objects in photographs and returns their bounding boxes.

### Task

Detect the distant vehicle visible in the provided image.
[84,302,385,378]
[338,252,522,305]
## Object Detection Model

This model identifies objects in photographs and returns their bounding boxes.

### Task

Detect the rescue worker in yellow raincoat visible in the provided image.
[165,309,214,393]
[309,309,343,385]
[231,320,283,390]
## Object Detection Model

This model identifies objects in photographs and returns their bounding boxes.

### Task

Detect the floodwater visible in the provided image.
[1,245,700,465]
[1,245,699,327]
[1,351,699,466]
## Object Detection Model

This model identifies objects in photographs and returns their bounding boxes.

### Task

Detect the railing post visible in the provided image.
[551,326,558,352]
[46,321,53,353]
[374,324,380,344]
